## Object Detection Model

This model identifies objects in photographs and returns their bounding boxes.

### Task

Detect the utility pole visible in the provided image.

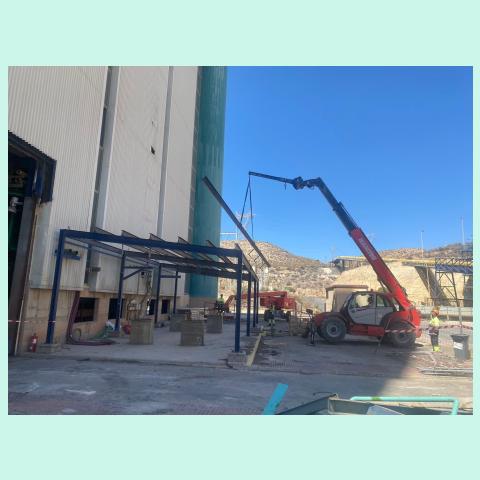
[461,216,465,246]
[420,230,424,258]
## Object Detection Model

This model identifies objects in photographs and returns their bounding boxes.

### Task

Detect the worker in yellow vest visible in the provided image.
[429,307,442,352]
[216,294,225,313]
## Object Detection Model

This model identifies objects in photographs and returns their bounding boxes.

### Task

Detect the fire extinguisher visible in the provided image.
[28,333,38,352]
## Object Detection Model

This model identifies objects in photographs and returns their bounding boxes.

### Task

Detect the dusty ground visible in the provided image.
[9,318,472,415]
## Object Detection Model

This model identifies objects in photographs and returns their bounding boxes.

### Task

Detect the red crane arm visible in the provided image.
[349,228,412,310]
[249,171,414,311]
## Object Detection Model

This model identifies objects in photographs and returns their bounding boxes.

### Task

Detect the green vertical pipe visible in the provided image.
[189,67,227,300]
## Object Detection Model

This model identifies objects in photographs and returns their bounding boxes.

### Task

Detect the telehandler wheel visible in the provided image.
[320,317,346,344]
[388,321,416,348]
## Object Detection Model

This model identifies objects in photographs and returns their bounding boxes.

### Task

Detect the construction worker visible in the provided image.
[264,304,275,330]
[216,294,225,313]
[429,307,442,352]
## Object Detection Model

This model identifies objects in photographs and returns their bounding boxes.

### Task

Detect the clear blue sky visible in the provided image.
[221,67,472,262]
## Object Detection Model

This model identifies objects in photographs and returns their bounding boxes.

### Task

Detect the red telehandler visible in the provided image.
[249,171,421,348]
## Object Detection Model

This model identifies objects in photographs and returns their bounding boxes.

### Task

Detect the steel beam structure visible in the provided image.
[45,229,258,355]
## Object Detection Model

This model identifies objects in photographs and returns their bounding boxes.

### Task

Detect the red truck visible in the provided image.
[250,171,421,348]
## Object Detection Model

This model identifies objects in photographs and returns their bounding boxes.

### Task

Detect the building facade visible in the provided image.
[8,66,227,354]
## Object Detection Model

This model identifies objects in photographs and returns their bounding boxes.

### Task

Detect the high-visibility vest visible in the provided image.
[429,316,441,333]
[429,316,440,328]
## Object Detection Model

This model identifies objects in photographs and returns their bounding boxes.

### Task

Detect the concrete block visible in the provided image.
[130,317,154,345]
[170,313,186,332]
[180,319,205,346]
[227,351,247,366]
[206,314,223,333]
[37,343,61,354]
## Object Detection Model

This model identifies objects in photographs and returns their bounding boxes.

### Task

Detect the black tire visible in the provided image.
[388,321,416,348]
[320,317,346,344]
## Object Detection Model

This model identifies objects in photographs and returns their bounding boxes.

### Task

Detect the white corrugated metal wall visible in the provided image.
[158,67,198,296]
[8,67,107,289]
[9,66,199,301]
[94,67,170,293]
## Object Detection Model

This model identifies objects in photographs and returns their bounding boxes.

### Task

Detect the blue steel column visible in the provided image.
[115,253,126,332]
[154,265,162,325]
[46,230,66,344]
[253,279,258,327]
[189,67,228,302]
[234,256,243,352]
[173,268,178,314]
[246,274,252,336]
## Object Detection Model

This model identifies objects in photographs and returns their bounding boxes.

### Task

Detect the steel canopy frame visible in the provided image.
[46,229,260,352]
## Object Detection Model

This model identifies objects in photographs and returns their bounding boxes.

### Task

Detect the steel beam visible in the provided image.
[46,230,66,343]
[115,253,126,332]
[246,274,252,336]
[173,268,179,314]
[63,229,239,259]
[253,280,258,327]
[154,265,161,325]
[234,256,243,352]
[202,177,270,268]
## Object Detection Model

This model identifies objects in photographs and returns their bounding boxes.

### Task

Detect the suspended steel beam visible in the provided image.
[202,176,270,268]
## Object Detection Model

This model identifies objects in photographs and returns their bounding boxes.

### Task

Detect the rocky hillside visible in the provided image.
[218,241,472,308]
[219,240,339,307]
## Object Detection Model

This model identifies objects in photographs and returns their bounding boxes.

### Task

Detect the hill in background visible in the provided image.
[218,240,472,309]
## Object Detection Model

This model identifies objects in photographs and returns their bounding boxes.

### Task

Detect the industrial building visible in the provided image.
[8,66,227,354]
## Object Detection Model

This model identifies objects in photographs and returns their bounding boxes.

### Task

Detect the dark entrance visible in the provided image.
[8,132,56,355]
[161,299,170,314]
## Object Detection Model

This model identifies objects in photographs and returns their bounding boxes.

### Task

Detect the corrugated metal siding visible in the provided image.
[160,67,198,295]
[8,67,107,289]
[96,67,169,293]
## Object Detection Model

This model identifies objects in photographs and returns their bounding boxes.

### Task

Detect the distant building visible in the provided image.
[8,66,227,354]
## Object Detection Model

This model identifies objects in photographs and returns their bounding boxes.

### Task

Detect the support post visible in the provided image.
[173,268,178,314]
[253,279,258,327]
[246,274,252,336]
[154,265,162,325]
[115,252,126,332]
[234,256,243,352]
[46,230,66,344]
[252,279,256,327]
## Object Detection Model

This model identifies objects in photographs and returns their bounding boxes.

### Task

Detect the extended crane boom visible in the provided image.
[249,171,414,312]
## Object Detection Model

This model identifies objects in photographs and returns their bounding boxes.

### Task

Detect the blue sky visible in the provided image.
[221,67,472,262]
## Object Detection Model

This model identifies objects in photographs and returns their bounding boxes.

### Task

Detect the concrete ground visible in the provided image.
[9,318,472,415]
[36,321,242,366]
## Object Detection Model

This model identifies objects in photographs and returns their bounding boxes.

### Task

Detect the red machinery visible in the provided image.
[224,290,296,315]
[249,171,421,347]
